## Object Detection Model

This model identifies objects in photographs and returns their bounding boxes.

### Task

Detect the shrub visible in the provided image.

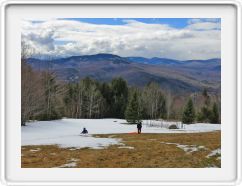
[169,124,178,129]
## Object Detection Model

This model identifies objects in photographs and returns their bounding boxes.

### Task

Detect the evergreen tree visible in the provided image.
[202,88,210,106]
[182,98,196,124]
[160,98,167,119]
[197,88,212,122]
[210,103,220,123]
[111,77,128,118]
[197,106,211,122]
[125,91,141,124]
[99,82,113,117]
[196,110,204,122]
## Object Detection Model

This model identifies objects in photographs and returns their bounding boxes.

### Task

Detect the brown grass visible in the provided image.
[21,131,221,168]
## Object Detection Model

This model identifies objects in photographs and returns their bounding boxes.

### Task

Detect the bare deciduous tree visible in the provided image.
[21,42,44,125]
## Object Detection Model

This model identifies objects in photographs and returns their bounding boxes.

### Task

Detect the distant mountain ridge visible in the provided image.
[126,56,220,65]
[27,53,221,94]
[126,57,182,65]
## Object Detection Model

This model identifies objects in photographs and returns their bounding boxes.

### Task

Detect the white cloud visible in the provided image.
[21,19,221,60]
[186,22,221,30]
[187,18,220,24]
[187,18,202,24]
[186,18,221,30]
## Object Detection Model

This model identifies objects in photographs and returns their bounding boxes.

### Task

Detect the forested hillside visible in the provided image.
[21,52,220,125]
[27,54,221,94]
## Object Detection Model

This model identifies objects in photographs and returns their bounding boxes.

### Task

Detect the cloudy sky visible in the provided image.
[21,18,221,60]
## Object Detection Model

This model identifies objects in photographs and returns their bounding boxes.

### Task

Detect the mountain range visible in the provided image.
[27,54,221,94]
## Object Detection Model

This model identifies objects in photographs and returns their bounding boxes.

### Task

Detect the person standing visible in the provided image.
[137,122,142,134]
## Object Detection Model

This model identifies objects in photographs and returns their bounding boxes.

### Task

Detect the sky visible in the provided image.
[21,18,221,60]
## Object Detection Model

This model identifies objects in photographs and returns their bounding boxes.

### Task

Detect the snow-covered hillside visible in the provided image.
[22,119,221,149]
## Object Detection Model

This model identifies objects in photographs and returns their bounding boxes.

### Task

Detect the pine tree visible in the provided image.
[202,88,210,106]
[125,91,141,124]
[197,88,212,122]
[210,103,220,123]
[111,77,128,118]
[197,106,212,122]
[99,82,113,117]
[182,98,196,124]
[160,98,167,119]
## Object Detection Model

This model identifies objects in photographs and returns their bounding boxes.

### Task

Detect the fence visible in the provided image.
[144,119,183,129]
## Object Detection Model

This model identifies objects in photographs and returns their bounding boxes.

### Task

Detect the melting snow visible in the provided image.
[69,148,77,151]
[207,148,221,158]
[118,146,135,149]
[161,142,206,153]
[55,158,78,168]
[29,148,41,152]
[22,118,220,149]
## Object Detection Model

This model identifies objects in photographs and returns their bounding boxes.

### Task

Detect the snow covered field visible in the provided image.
[22,118,221,149]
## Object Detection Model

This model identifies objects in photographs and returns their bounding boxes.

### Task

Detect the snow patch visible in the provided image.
[22,119,220,149]
[118,146,135,149]
[177,144,206,153]
[56,158,78,168]
[69,148,77,151]
[29,148,41,152]
[207,148,221,158]
[145,120,183,129]
[161,142,206,154]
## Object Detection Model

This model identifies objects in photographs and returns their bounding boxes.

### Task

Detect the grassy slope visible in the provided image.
[21,131,220,168]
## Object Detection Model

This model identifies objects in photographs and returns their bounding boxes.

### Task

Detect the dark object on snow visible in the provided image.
[168,124,178,129]
[81,127,88,134]
[137,122,142,134]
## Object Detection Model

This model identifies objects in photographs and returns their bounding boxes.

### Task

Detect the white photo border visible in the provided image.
[1,0,242,186]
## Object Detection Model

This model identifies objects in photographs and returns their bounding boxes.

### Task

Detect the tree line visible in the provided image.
[21,45,221,125]
[21,61,220,125]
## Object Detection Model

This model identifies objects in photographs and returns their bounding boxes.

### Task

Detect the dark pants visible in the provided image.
[138,128,142,134]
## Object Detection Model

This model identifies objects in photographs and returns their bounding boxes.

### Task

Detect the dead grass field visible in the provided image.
[21,131,221,168]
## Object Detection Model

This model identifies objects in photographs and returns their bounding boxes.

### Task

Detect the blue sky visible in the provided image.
[61,18,221,29]
[22,18,221,60]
